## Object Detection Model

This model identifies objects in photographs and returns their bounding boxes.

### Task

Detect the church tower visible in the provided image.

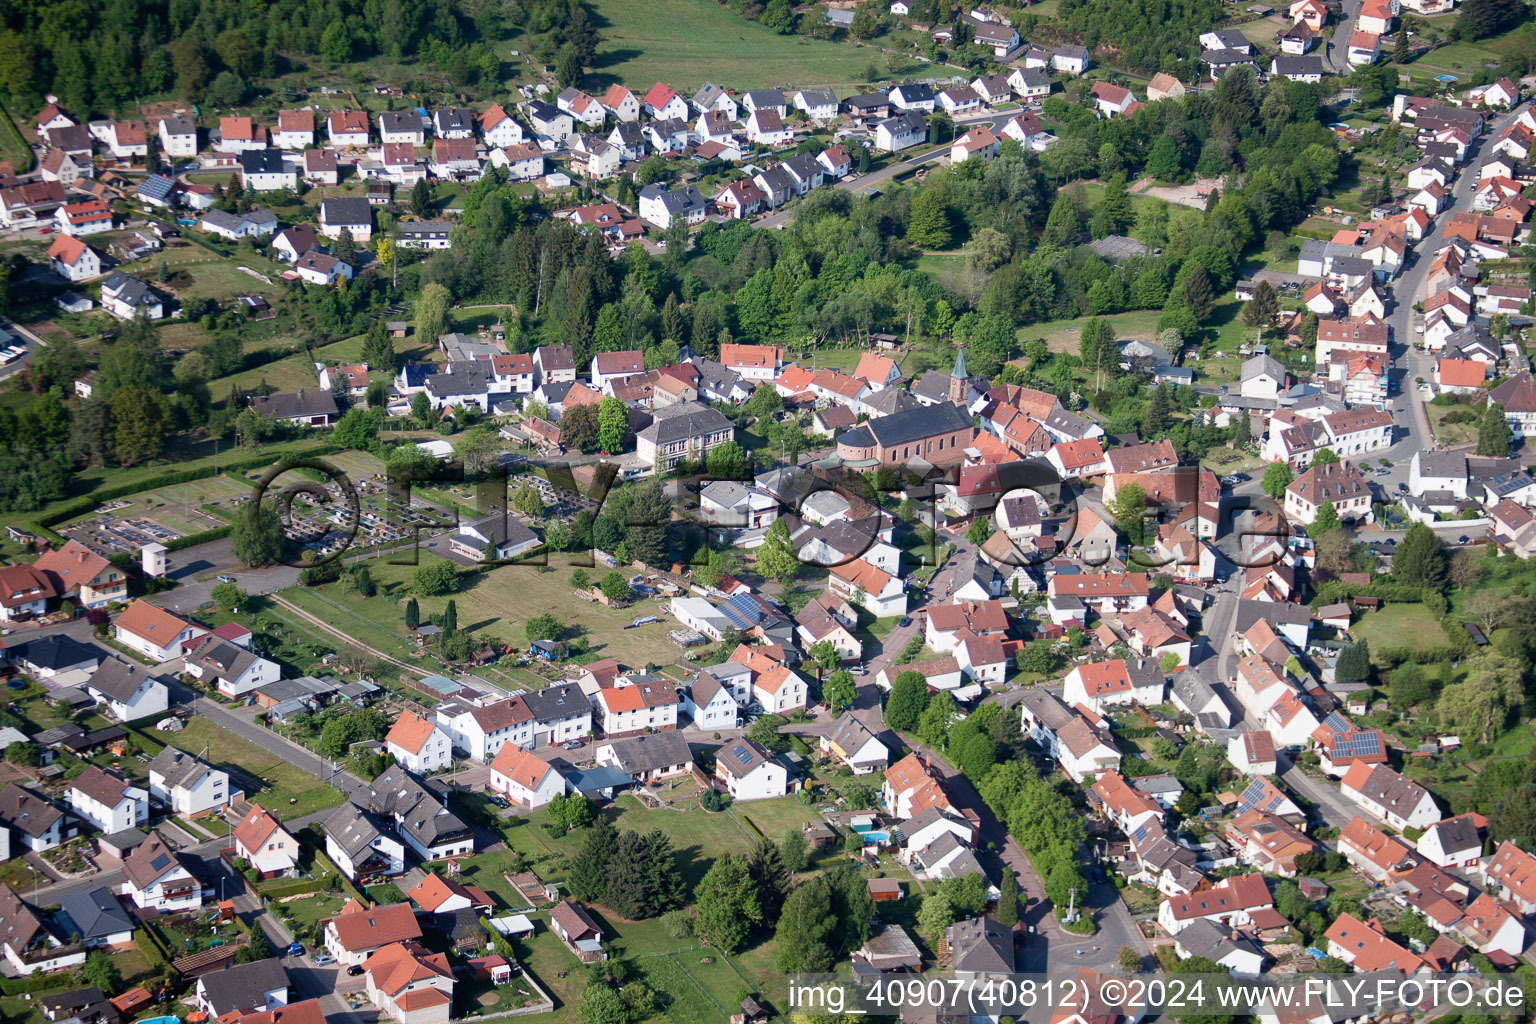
[948,348,969,405]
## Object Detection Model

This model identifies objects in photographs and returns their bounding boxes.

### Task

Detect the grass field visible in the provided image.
[1353,603,1447,660]
[1426,402,1478,446]
[141,717,345,821]
[1018,310,1163,355]
[300,552,697,669]
[583,0,896,91]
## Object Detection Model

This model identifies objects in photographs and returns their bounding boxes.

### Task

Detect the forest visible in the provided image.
[0,0,596,116]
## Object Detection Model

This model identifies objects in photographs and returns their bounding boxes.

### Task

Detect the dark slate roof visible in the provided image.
[839,401,971,449]
[195,957,289,1016]
[86,657,155,702]
[637,403,732,444]
[239,149,287,175]
[6,634,103,671]
[522,682,586,723]
[250,391,340,420]
[602,731,693,775]
[323,802,390,860]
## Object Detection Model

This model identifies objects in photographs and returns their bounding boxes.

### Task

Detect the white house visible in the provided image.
[875,112,928,153]
[820,714,889,775]
[157,114,198,156]
[385,711,454,773]
[592,675,681,737]
[714,739,789,801]
[1416,814,1485,872]
[1340,762,1441,831]
[184,641,281,698]
[148,747,236,818]
[829,557,906,617]
[83,657,169,723]
[436,698,536,763]
[681,673,739,730]
[1062,658,1165,713]
[68,767,149,835]
[323,803,406,881]
[46,235,101,282]
[120,832,203,912]
[232,805,299,878]
[488,745,568,808]
[476,105,525,148]
[113,600,203,662]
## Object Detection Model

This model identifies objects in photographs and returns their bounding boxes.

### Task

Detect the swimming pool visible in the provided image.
[861,830,891,844]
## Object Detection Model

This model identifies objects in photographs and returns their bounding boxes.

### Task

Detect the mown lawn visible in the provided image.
[311,553,696,670]
[1018,309,1164,356]
[1352,604,1447,660]
[141,717,345,821]
[584,0,899,91]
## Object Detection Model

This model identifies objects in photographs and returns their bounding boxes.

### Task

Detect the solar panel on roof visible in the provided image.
[1335,731,1381,758]
[735,747,752,764]
[1321,710,1350,735]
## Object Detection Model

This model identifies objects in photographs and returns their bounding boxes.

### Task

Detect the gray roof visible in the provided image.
[1348,764,1431,816]
[825,714,882,760]
[1171,670,1220,714]
[1177,917,1264,964]
[638,183,706,216]
[602,731,693,776]
[319,196,372,228]
[637,403,733,444]
[1425,814,1480,853]
[324,802,390,860]
[250,390,339,421]
[379,111,420,133]
[1243,354,1284,382]
[1091,235,1149,262]
[463,512,539,551]
[714,738,774,779]
[692,83,727,108]
[160,114,195,135]
[1018,687,1074,732]
[87,657,155,703]
[101,272,157,307]
[837,401,971,450]
[1416,450,1468,479]
[1233,599,1312,633]
[745,89,787,108]
[239,148,287,174]
[369,765,472,848]
[6,634,102,672]
[1272,55,1326,76]
[946,916,1013,972]
[398,220,452,238]
[522,681,587,723]
[1203,47,1256,65]
[797,88,837,108]
[148,746,216,790]
[195,957,289,1017]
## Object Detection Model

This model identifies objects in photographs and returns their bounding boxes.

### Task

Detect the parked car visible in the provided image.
[312,954,335,966]
[347,965,365,977]
[561,740,584,750]
[217,574,236,583]
[898,616,911,627]
[286,944,305,957]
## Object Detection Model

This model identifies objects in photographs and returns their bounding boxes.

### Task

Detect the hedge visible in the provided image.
[313,849,367,904]
[258,878,326,900]
[136,926,172,976]
[0,971,82,995]
[166,526,233,552]
[30,443,349,533]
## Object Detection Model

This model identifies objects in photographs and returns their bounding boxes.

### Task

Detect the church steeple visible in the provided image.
[948,347,968,404]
